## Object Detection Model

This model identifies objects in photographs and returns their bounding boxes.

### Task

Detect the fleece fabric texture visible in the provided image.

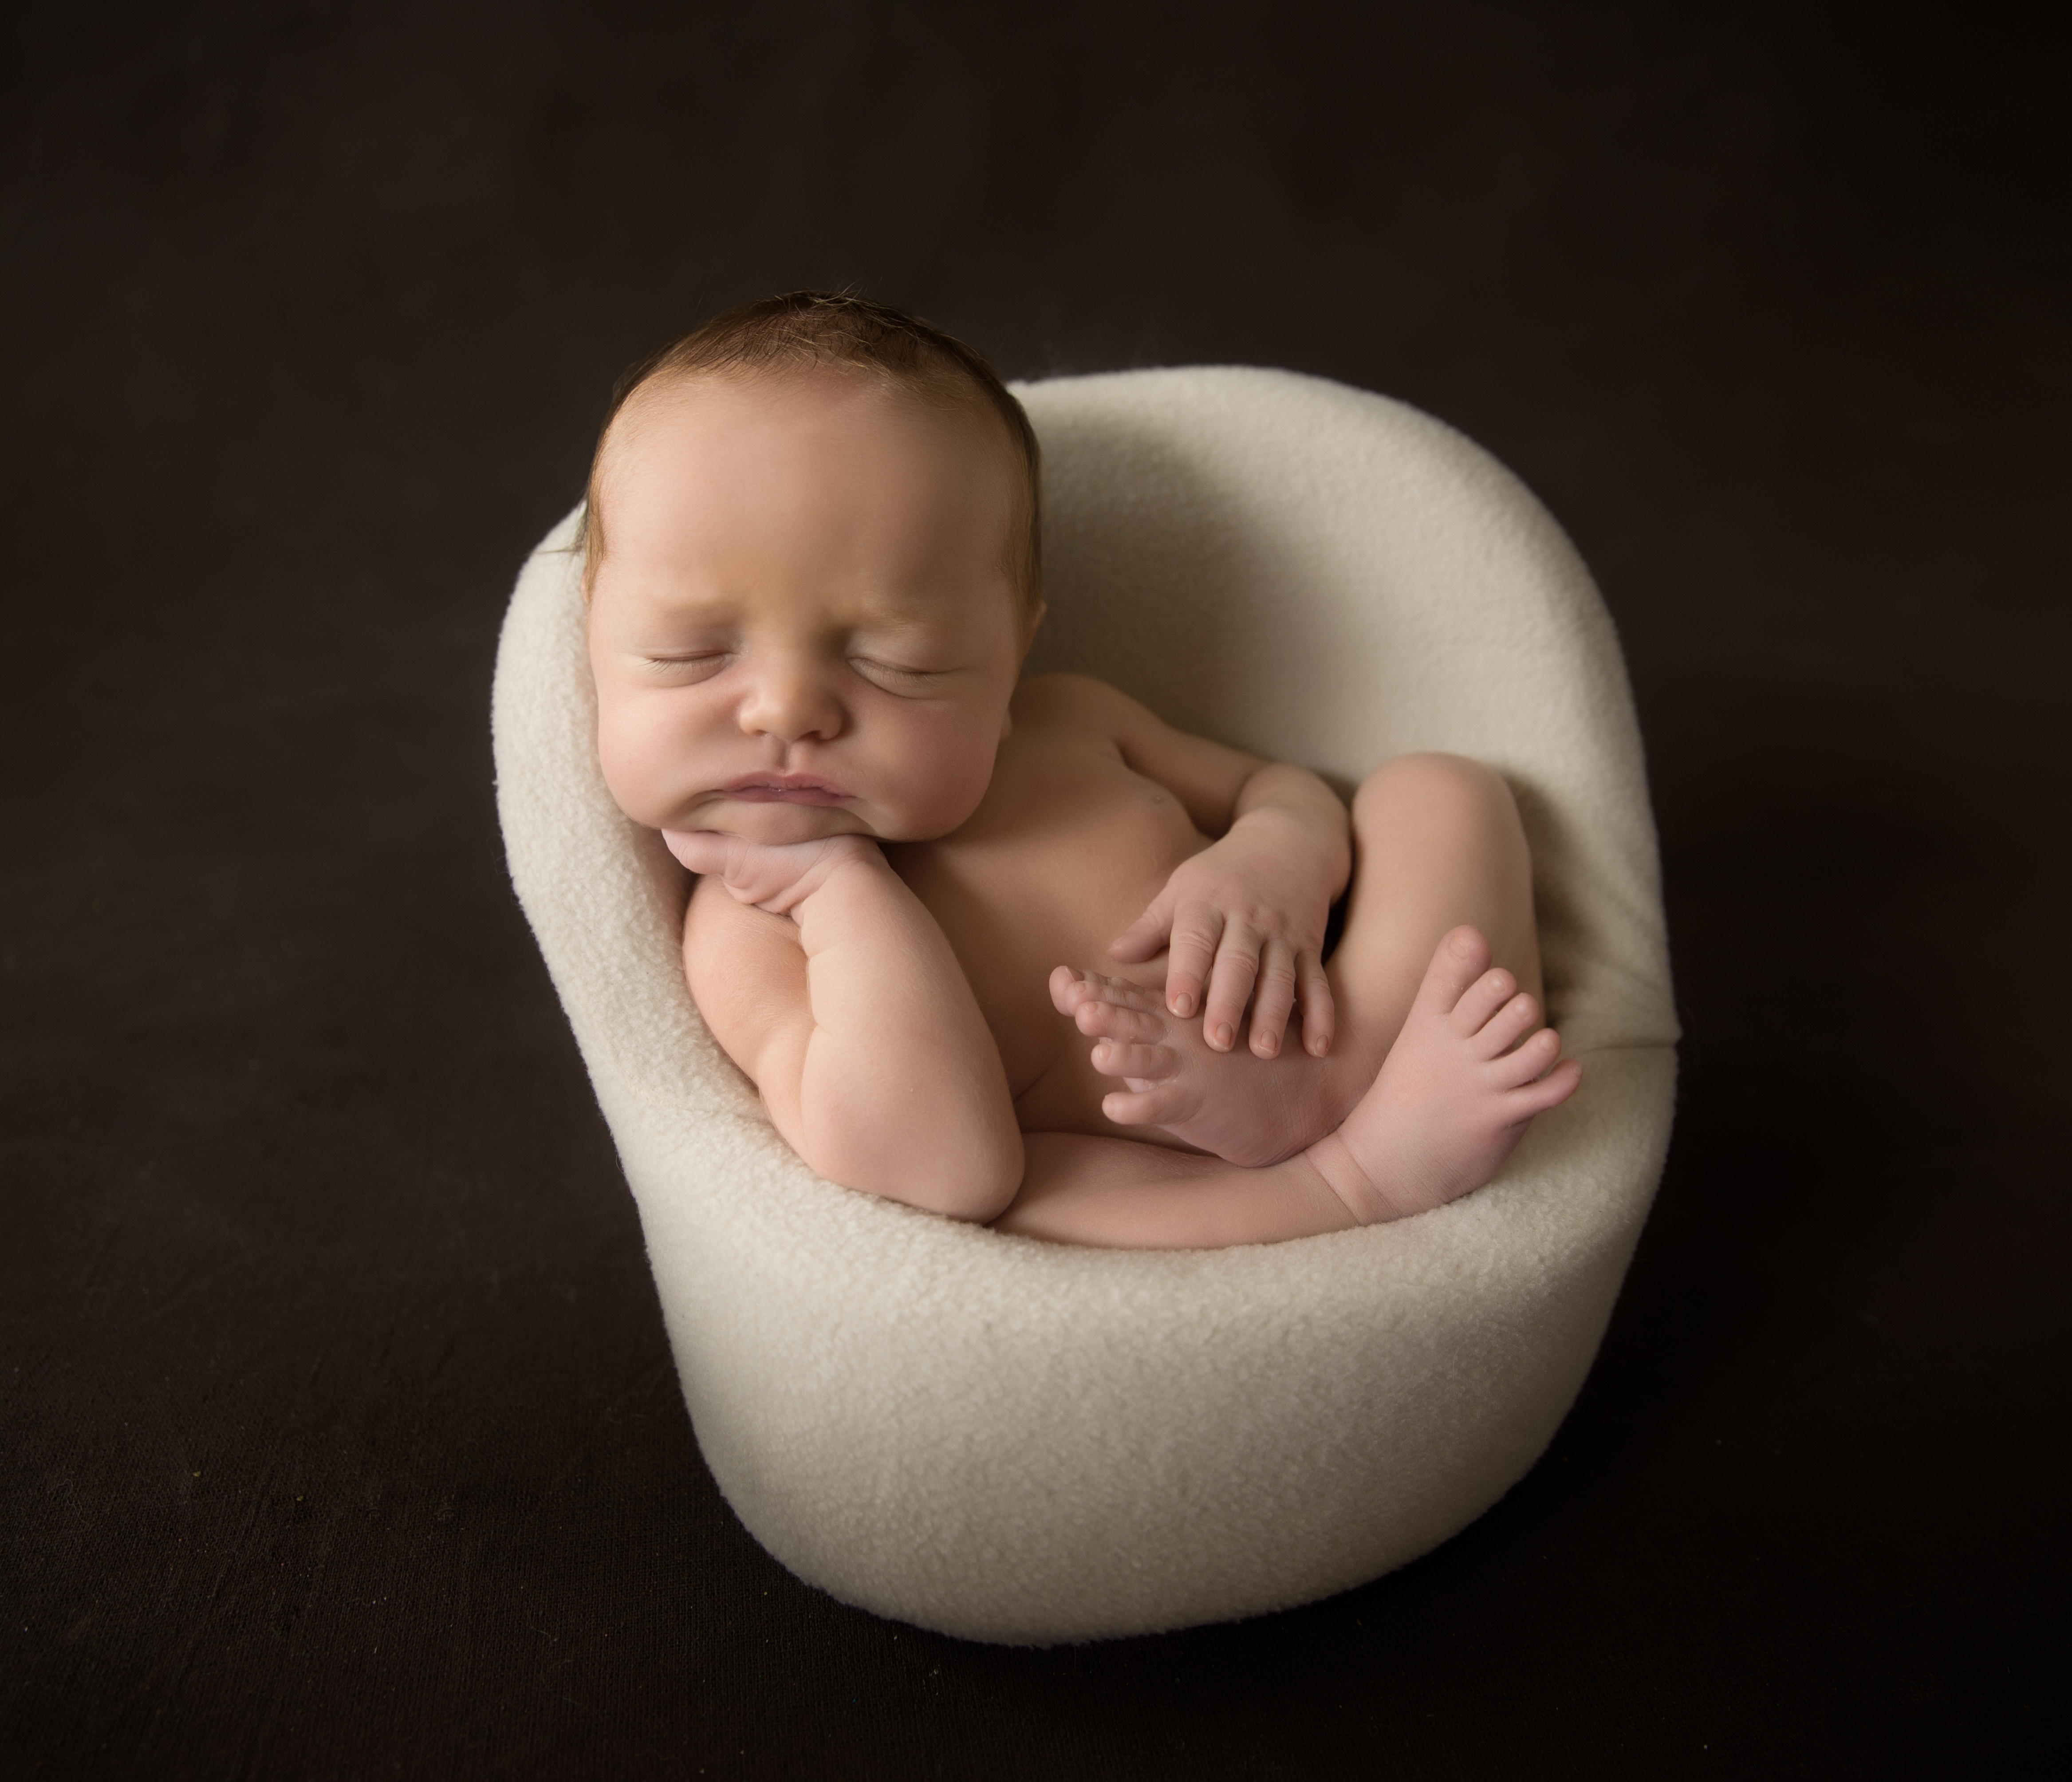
[491,366,1678,1645]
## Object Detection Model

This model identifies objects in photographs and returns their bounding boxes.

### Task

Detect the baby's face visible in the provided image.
[587,372,1031,847]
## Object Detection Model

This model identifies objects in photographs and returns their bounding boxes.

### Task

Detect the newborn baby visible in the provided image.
[585,292,1580,1250]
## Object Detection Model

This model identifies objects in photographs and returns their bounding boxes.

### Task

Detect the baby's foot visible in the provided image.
[1049,966,1363,1167]
[1304,926,1582,1224]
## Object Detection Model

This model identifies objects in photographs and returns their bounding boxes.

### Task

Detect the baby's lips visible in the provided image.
[718,774,851,805]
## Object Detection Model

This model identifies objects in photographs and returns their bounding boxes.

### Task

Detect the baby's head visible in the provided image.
[584,292,1045,848]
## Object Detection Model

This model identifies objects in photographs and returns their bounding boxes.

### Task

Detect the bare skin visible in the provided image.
[1003,926,1581,1246]
[585,363,1581,1249]
[1049,749,1562,1167]
[874,672,1351,1150]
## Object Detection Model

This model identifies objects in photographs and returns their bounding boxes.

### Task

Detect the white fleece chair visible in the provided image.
[492,366,1678,1646]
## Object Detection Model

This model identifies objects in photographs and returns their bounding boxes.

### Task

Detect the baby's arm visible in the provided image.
[677,833,1023,1222]
[1074,680,1351,1059]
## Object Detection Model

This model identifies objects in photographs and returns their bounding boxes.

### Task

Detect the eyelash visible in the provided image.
[642,654,946,687]
[852,658,942,684]
[646,653,730,678]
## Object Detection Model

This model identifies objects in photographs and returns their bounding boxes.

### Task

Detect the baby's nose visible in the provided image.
[741,661,844,743]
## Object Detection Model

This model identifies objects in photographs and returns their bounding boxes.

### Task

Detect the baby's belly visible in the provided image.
[888,805,1206,1142]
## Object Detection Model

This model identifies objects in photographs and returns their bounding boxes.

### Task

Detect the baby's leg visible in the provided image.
[1060,753,1550,1166]
[1000,926,1580,1248]
[1326,751,1547,1085]
[1000,1129,1360,1249]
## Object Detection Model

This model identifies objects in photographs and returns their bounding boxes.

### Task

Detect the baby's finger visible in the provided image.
[1107,891,1175,965]
[1297,952,1336,1056]
[1160,909,1225,1022]
[1200,927,1261,1053]
[1246,941,1300,1059]
[660,828,735,878]
[672,830,780,906]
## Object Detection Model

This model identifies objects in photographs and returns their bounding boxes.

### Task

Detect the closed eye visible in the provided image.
[851,657,952,693]
[643,652,731,682]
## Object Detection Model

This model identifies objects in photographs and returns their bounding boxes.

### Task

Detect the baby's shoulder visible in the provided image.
[1010,672,1148,737]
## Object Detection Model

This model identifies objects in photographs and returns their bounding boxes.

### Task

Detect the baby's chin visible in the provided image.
[683,801,884,848]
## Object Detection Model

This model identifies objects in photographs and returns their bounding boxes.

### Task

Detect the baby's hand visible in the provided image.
[1108,813,1337,1059]
[661,829,882,917]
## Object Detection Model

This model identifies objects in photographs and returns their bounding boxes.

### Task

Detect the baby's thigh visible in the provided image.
[1331,754,1542,1041]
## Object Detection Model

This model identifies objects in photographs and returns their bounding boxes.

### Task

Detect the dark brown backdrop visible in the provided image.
[4,2,2064,1775]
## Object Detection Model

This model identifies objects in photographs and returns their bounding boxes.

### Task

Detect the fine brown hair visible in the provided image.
[580,291,1042,616]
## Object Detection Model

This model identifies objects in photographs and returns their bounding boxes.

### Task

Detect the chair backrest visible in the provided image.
[1019,367,1674,1053]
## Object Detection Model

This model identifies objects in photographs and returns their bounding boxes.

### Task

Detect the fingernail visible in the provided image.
[1212,1023,1233,1049]
[1257,1033,1279,1057]
[1171,994,1194,1017]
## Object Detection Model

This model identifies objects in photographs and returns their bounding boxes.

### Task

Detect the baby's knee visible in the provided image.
[916,1150,1024,1226]
[1355,751,1520,832]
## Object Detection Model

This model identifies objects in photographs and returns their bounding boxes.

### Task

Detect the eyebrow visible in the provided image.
[619,583,968,636]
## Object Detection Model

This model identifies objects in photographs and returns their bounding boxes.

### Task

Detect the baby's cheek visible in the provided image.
[592,705,639,813]
[889,717,1000,835]
[595,695,684,826]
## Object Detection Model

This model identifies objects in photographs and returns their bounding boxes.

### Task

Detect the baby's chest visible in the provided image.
[887,745,1208,1095]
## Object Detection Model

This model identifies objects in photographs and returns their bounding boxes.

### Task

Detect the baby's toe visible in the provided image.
[1503,1054,1583,1116]
[1449,967,1517,1037]
[1471,990,1541,1059]
[1049,966,1094,1017]
[1091,1039,1179,1082]
[1074,997,1169,1043]
[1418,926,1494,1017]
[1084,970,1165,1015]
[1488,1025,1564,1088]
[1102,1082,1194,1129]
